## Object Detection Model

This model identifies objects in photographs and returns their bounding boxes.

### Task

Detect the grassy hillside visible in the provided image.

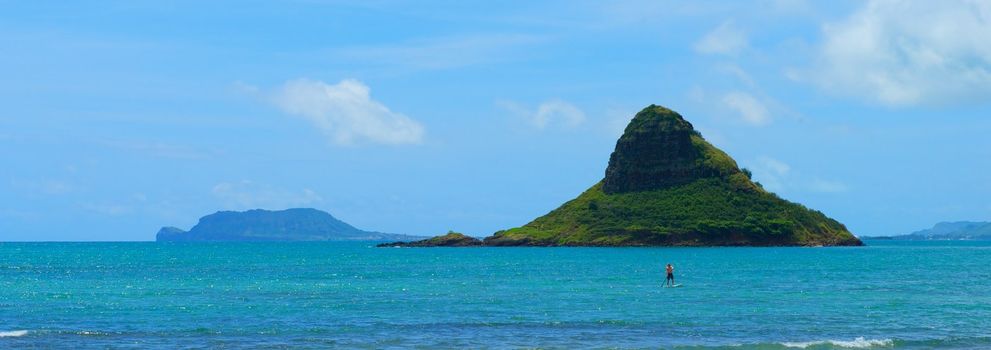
[486,177,859,246]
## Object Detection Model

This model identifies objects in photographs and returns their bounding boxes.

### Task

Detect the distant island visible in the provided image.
[385,105,862,247]
[378,231,482,247]
[881,221,991,240]
[156,208,422,242]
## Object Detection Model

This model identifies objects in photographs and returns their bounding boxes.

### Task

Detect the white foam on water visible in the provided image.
[780,337,893,348]
[0,330,28,337]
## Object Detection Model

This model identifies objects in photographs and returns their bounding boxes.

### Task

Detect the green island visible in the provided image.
[378,231,482,247]
[385,104,862,247]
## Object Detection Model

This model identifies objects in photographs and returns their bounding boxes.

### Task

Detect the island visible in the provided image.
[377,232,483,247]
[881,221,991,240]
[155,208,421,242]
[387,104,862,247]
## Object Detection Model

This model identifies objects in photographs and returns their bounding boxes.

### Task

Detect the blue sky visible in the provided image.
[2,0,991,241]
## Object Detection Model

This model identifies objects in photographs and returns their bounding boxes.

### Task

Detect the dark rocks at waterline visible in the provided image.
[377,232,483,247]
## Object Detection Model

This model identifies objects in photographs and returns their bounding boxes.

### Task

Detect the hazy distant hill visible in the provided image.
[156,208,420,242]
[889,221,991,240]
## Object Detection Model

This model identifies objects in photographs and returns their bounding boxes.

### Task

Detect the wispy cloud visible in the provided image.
[799,0,991,106]
[722,91,770,125]
[695,21,748,56]
[809,179,849,193]
[689,63,786,126]
[333,34,545,70]
[605,107,637,137]
[81,202,132,216]
[758,156,791,176]
[8,178,78,196]
[0,209,41,221]
[749,156,848,194]
[100,139,216,159]
[751,156,791,192]
[211,180,323,210]
[767,0,813,14]
[40,180,75,195]
[272,78,425,146]
[596,1,737,27]
[498,99,586,130]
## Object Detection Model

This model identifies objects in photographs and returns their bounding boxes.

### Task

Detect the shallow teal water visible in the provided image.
[1,240,990,349]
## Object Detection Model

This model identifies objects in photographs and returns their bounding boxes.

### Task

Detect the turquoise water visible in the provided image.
[1,241,990,349]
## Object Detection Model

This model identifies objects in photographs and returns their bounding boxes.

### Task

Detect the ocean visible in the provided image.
[1,240,989,349]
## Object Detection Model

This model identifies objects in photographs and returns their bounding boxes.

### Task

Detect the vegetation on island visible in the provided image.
[378,231,482,247]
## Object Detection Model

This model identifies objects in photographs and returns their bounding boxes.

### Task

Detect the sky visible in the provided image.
[2,0,991,241]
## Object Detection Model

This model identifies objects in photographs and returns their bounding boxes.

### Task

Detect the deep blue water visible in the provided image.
[1,240,990,349]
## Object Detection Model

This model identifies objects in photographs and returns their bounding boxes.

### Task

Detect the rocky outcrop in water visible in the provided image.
[602,108,734,193]
[377,232,483,247]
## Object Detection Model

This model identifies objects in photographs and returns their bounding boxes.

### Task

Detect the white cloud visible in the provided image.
[598,1,736,27]
[687,85,707,103]
[100,139,215,159]
[272,79,424,145]
[231,80,260,95]
[722,91,770,125]
[334,34,544,70]
[758,156,791,176]
[805,0,991,106]
[695,21,748,55]
[694,125,731,149]
[767,0,813,15]
[605,107,636,137]
[9,178,77,196]
[809,179,850,193]
[37,180,74,195]
[81,202,132,216]
[717,63,757,89]
[533,100,586,129]
[750,157,789,193]
[499,99,586,130]
[749,156,848,194]
[211,181,323,210]
[0,209,40,220]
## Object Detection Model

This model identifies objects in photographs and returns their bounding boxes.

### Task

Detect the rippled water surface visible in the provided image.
[2,240,990,349]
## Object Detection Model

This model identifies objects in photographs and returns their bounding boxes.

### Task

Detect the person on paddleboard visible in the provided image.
[664,263,675,286]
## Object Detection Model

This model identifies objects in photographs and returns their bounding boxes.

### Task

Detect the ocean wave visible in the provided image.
[76,330,108,336]
[780,337,893,348]
[0,330,28,337]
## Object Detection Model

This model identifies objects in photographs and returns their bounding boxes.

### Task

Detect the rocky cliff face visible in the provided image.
[603,106,736,193]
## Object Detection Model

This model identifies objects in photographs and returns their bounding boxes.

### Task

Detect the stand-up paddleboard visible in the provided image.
[664,284,682,288]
